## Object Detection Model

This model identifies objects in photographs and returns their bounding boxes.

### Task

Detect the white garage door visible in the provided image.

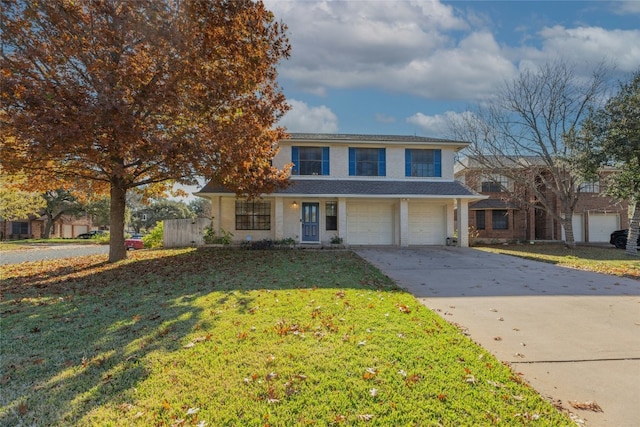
[561,214,584,242]
[74,225,88,237]
[589,213,619,242]
[408,203,446,245]
[347,202,394,245]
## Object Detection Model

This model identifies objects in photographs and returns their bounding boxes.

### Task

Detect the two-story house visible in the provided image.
[455,158,629,243]
[197,133,484,247]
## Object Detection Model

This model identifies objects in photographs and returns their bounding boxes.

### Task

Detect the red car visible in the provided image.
[125,235,144,250]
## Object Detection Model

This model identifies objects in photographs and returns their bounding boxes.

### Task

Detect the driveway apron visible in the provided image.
[354,246,640,427]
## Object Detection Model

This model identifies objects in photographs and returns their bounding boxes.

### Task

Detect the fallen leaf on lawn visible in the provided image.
[18,402,28,415]
[397,304,411,313]
[193,335,211,343]
[363,368,378,380]
[369,388,378,397]
[266,372,278,381]
[569,400,603,412]
[183,342,195,349]
[465,374,476,384]
[162,400,171,410]
[195,421,207,427]
[186,407,199,415]
[357,414,374,421]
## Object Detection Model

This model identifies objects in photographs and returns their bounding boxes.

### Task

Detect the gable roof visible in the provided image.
[198,179,483,199]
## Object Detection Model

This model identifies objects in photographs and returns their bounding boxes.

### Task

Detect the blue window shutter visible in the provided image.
[291,146,299,175]
[434,149,441,177]
[405,149,412,177]
[378,148,386,176]
[322,147,330,175]
[348,148,355,176]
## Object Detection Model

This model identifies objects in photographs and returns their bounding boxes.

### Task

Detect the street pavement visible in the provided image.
[0,244,109,265]
[354,246,640,427]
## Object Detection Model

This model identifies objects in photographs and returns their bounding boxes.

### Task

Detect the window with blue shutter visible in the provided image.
[350,148,385,176]
[291,147,299,175]
[322,147,330,175]
[405,149,441,177]
[292,146,330,175]
[349,148,356,176]
[378,148,386,176]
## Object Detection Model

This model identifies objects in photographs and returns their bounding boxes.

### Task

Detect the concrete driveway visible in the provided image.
[354,246,640,427]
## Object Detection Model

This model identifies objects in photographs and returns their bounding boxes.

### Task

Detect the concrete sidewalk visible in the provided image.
[354,246,640,427]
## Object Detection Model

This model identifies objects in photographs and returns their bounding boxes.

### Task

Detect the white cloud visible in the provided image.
[278,99,339,133]
[266,1,639,103]
[536,26,640,72]
[406,111,474,137]
[614,1,640,15]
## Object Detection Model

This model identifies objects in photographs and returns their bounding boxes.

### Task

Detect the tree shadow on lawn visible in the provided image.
[0,249,398,425]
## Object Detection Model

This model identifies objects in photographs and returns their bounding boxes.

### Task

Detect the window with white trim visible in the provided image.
[235,201,271,230]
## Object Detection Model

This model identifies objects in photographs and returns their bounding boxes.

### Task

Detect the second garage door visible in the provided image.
[589,213,619,242]
[347,202,394,245]
[408,202,446,245]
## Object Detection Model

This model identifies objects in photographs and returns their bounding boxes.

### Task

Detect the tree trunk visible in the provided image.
[109,181,128,262]
[562,210,577,249]
[42,213,53,239]
[626,199,639,257]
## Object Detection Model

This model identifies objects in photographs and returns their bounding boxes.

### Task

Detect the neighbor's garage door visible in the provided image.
[74,225,88,237]
[62,224,73,238]
[589,213,619,242]
[408,202,446,245]
[347,201,394,245]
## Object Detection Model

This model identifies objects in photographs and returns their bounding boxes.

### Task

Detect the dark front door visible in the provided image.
[302,202,319,242]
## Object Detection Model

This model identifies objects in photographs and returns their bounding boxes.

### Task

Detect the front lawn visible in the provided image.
[0,249,572,426]
[475,244,640,280]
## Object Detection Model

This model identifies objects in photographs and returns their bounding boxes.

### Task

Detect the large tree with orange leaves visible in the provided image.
[0,0,291,261]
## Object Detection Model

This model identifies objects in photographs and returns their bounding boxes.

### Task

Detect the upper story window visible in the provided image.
[481,175,509,192]
[405,149,441,177]
[579,180,600,193]
[235,201,271,230]
[349,148,385,176]
[291,147,329,176]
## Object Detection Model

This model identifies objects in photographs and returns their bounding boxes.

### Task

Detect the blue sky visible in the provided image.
[264,0,640,137]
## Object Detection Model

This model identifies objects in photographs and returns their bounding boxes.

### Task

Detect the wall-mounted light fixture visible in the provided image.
[291,201,298,208]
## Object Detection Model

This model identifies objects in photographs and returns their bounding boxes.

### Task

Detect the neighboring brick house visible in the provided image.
[1,213,93,240]
[197,133,485,247]
[455,159,629,243]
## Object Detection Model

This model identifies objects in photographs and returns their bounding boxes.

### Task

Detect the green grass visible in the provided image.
[0,249,573,426]
[475,244,640,280]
